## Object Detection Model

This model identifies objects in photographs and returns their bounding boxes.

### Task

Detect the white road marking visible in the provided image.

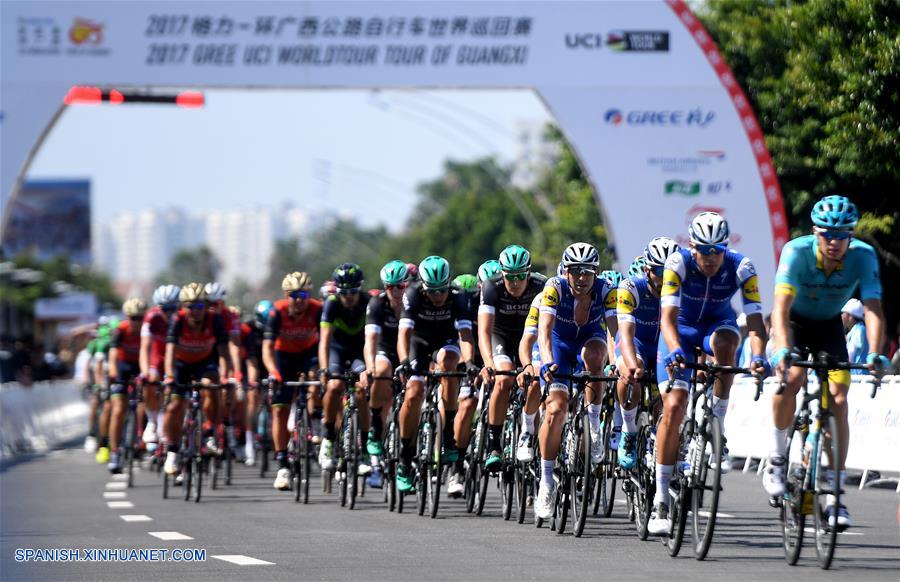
[107,501,134,509]
[212,555,275,566]
[687,510,736,518]
[103,492,127,499]
[105,481,128,490]
[111,474,129,482]
[149,531,194,541]
[803,527,863,536]
[120,515,153,522]
[615,500,626,505]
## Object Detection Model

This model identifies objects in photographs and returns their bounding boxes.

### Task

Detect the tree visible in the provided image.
[156,245,221,286]
[698,0,900,328]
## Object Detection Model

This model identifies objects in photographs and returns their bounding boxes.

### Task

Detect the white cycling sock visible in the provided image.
[522,412,536,434]
[770,427,788,458]
[712,396,729,420]
[622,406,638,434]
[588,404,601,432]
[613,400,623,429]
[145,409,158,426]
[654,463,673,506]
[541,458,556,488]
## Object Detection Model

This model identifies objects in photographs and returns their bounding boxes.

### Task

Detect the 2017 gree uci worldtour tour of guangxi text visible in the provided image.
[1,1,898,581]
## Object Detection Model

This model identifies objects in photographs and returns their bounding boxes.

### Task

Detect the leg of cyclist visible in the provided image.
[397,371,425,493]
[107,383,127,473]
[535,384,568,519]
[614,347,645,471]
[271,381,298,490]
[450,380,477,496]
[437,346,461,470]
[648,371,689,535]
[707,323,741,473]
[365,355,393,488]
[97,396,112,465]
[582,337,608,464]
[515,342,542,462]
[201,379,220,455]
[485,355,516,472]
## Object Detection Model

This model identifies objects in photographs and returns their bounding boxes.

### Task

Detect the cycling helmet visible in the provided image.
[453,274,478,292]
[282,271,313,292]
[644,236,681,267]
[628,257,647,278]
[419,256,451,289]
[320,280,338,299]
[179,282,207,303]
[811,195,859,229]
[405,262,419,282]
[477,259,502,283]
[122,297,147,317]
[380,260,408,286]
[204,282,227,302]
[332,263,364,290]
[107,316,121,330]
[600,270,624,288]
[689,212,729,245]
[562,242,600,269]
[499,244,531,272]
[228,305,241,317]
[254,300,274,327]
[556,262,566,277]
[153,284,181,307]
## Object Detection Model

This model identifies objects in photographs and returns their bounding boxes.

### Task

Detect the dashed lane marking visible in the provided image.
[107,501,135,509]
[149,531,194,541]
[120,515,153,522]
[105,481,128,490]
[103,492,127,499]
[212,555,275,566]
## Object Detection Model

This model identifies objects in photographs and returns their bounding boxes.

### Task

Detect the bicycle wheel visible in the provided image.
[301,410,312,504]
[225,433,233,486]
[463,419,482,514]
[125,408,137,488]
[515,458,529,524]
[348,410,359,510]
[386,415,398,512]
[666,423,692,556]
[599,416,617,518]
[415,412,430,516]
[814,414,841,569]
[163,470,169,499]
[475,417,490,516]
[291,422,302,503]
[428,412,442,519]
[782,420,807,565]
[634,422,655,540]
[500,418,517,521]
[553,475,569,535]
[571,414,592,537]
[258,407,270,478]
[182,422,195,502]
[339,410,350,508]
[692,415,723,560]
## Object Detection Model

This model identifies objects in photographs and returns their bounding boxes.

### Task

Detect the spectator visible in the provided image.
[841,298,868,375]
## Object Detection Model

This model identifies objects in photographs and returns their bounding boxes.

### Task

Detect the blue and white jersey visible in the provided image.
[616,275,660,347]
[539,275,616,342]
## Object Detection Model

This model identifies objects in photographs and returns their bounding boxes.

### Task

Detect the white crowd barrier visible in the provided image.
[726,374,900,484]
[0,381,88,461]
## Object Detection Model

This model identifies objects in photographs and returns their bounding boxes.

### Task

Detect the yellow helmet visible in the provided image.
[228,305,242,317]
[122,297,147,317]
[179,282,207,303]
[282,271,313,292]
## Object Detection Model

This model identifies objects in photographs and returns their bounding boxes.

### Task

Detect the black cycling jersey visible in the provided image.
[400,282,472,344]
[321,293,369,353]
[479,273,547,336]
[366,291,401,356]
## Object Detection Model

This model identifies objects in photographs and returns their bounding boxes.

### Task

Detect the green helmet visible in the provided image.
[380,260,408,286]
[453,274,478,292]
[419,256,451,289]
[477,260,502,283]
[499,244,531,273]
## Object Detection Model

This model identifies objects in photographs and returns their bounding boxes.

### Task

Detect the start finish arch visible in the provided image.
[1,0,787,308]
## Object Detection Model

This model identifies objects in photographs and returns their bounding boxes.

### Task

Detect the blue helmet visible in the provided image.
[628,256,647,278]
[600,270,623,288]
[254,300,274,327]
[811,195,859,229]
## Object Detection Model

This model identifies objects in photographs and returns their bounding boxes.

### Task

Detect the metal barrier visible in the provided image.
[0,381,87,460]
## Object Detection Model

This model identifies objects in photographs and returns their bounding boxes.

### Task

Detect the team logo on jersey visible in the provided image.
[617,291,636,314]
[742,275,761,303]
[542,285,560,307]
[604,289,618,310]
[661,270,680,296]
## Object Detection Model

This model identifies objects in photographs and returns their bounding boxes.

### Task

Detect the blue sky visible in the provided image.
[27,89,551,229]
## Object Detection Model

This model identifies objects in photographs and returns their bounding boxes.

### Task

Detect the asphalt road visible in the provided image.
[2,447,898,581]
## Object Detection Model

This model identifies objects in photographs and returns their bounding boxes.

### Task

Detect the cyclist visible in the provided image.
[227,305,254,462]
[244,299,272,465]
[106,298,146,473]
[448,271,480,497]
[535,242,618,520]
[205,283,244,456]
[162,283,229,476]
[318,263,370,473]
[653,212,769,535]
[263,272,322,490]
[139,284,180,449]
[360,260,409,488]
[615,238,680,471]
[395,256,476,494]
[480,245,547,473]
[764,195,887,529]
[91,317,117,465]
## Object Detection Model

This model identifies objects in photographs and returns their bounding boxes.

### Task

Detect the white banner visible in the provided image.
[34,292,98,320]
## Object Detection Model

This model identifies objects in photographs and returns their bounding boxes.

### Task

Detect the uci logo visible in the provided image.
[565,34,602,49]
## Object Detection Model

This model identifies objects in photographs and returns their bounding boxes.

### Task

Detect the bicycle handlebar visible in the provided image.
[777,354,882,397]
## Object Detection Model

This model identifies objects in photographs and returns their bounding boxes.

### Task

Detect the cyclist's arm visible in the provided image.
[746,312,768,358]
[228,337,241,379]
[247,353,259,385]
[139,333,152,378]
[458,327,475,363]
[262,339,278,377]
[477,310,495,370]
[397,325,412,362]
[164,343,175,380]
[108,347,120,381]
[538,310,555,368]
[318,324,333,373]
[659,255,684,353]
[660,306,681,353]
[863,299,886,355]
[518,332,536,376]
[771,291,795,352]
[364,300,381,372]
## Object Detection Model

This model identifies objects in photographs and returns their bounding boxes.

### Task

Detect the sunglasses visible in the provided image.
[816,228,852,241]
[425,286,449,295]
[289,290,310,300]
[569,267,596,276]
[129,315,143,322]
[162,304,177,313]
[188,302,206,310]
[386,283,408,291]
[650,266,665,277]
[338,287,360,296]
[694,243,727,255]
[503,271,529,281]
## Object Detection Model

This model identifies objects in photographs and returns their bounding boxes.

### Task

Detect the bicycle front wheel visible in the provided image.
[427,412,442,519]
[692,415,722,560]
[782,421,807,565]
[571,415,592,537]
[635,420,655,540]
[348,411,359,510]
[814,414,841,569]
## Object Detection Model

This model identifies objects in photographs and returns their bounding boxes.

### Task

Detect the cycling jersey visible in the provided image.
[479,273,547,336]
[401,282,472,374]
[661,248,761,322]
[166,310,228,364]
[110,321,141,364]
[539,275,616,341]
[523,293,542,336]
[321,294,368,353]
[365,291,400,357]
[616,275,660,347]
[219,307,241,337]
[141,307,171,371]
[265,299,323,353]
[775,235,881,320]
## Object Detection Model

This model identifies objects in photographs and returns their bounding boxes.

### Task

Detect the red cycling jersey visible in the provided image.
[265,298,323,353]
[111,320,142,364]
[141,306,170,368]
[167,310,227,364]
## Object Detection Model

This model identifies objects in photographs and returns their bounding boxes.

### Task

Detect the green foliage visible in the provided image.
[155,245,221,286]
[0,252,119,312]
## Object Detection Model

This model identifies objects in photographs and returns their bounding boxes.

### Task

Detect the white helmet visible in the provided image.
[204,282,227,302]
[644,237,681,267]
[562,242,600,269]
[153,284,181,306]
[689,212,729,245]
